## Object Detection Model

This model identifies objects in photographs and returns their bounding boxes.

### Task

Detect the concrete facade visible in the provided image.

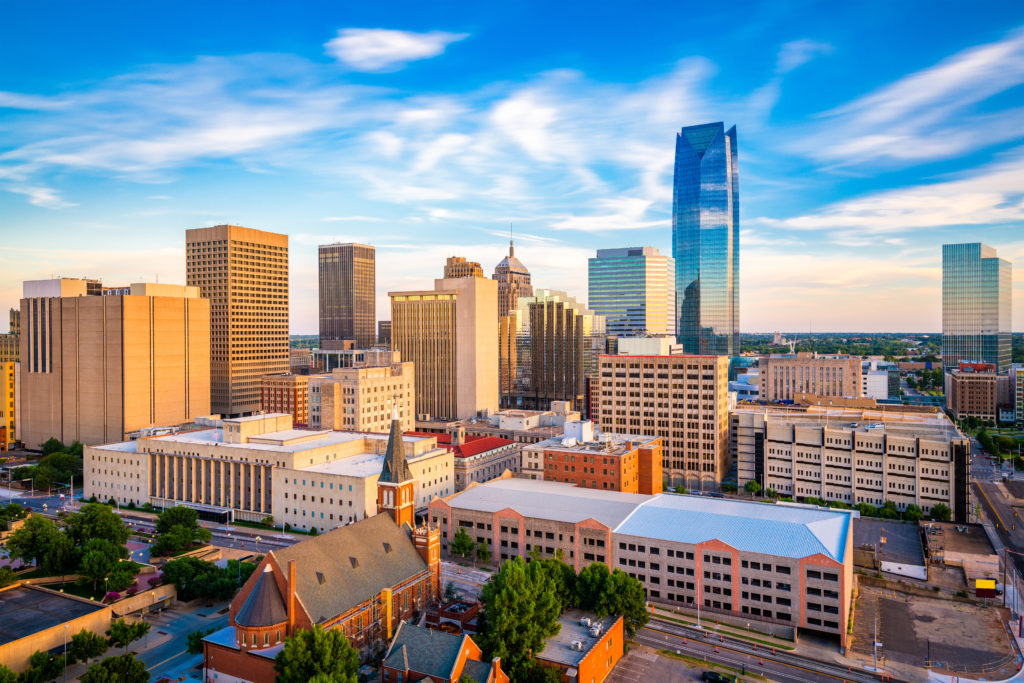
[0,362,16,451]
[187,225,288,418]
[84,413,453,531]
[732,405,971,521]
[390,277,499,421]
[415,402,581,445]
[760,353,864,403]
[311,361,415,433]
[596,353,729,489]
[19,280,210,448]
[443,256,484,279]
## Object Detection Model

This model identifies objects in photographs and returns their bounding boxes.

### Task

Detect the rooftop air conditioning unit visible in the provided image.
[579,617,591,627]
[589,625,601,637]
[571,641,584,651]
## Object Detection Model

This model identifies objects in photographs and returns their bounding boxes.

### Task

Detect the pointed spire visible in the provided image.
[509,223,514,257]
[381,397,411,483]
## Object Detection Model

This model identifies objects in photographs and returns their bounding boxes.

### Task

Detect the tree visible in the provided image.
[0,567,16,588]
[596,570,648,639]
[477,558,561,681]
[80,540,121,593]
[878,500,900,520]
[931,503,952,521]
[903,504,923,522]
[69,630,109,665]
[857,502,879,518]
[21,651,62,683]
[449,528,474,559]
[5,514,60,567]
[40,437,65,456]
[443,581,459,602]
[106,563,140,592]
[744,480,762,496]
[64,504,129,548]
[476,539,493,564]
[186,627,217,655]
[151,506,211,556]
[538,557,577,610]
[106,619,150,654]
[672,485,685,494]
[80,654,150,683]
[575,562,610,611]
[273,626,358,683]
[720,482,738,493]
[0,663,14,683]
[43,532,76,581]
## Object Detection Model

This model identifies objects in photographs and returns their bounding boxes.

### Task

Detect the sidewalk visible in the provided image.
[649,606,795,650]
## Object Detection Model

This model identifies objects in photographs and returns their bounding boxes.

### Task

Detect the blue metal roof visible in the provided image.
[614,495,852,563]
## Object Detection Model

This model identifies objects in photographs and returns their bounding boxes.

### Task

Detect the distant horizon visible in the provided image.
[1,2,1022,333]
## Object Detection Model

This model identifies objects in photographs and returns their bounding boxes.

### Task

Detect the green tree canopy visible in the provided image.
[477,558,561,681]
[64,504,130,548]
[0,663,14,683]
[106,619,150,654]
[40,437,65,456]
[69,629,109,664]
[80,653,150,683]
[273,625,358,683]
[186,627,217,655]
[42,532,76,579]
[904,504,923,522]
[5,514,60,567]
[449,527,474,559]
[931,503,952,521]
[744,480,762,496]
[151,506,212,556]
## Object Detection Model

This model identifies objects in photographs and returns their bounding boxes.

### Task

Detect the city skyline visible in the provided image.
[1,3,1023,333]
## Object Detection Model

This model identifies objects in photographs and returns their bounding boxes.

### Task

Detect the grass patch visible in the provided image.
[657,649,768,681]
[651,613,794,650]
[231,519,278,532]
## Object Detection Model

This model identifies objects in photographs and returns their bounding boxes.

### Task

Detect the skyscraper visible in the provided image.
[942,243,1012,372]
[492,240,533,318]
[390,277,499,420]
[443,256,484,279]
[588,246,675,337]
[319,243,375,349]
[672,122,739,356]
[186,225,289,417]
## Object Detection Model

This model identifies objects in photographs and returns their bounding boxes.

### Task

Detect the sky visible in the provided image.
[1,0,1023,334]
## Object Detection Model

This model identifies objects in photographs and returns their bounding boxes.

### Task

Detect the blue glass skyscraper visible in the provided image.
[672,122,739,356]
[942,243,1012,372]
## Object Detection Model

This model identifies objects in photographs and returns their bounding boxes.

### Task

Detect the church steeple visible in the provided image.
[380,399,411,483]
[377,398,415,527]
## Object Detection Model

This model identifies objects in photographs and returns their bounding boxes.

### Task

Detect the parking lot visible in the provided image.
[606,646,754,683]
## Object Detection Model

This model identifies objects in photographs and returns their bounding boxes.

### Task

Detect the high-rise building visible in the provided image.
[19,279,210,448]
[492,240,533,319]
[588,247,675,337]
[311,360,415,433]
[942,243,1012,372]
[500,289,606,411]
[0,309,18,363]
[672,122,739,356]
[378,320,392,346]
[443,256,484,279]
[760,353,863,403]
[0,361,16,451]
[390,277,499,421]
[318,243,376,349]
[596,342,729,489]
[186,225,289,417]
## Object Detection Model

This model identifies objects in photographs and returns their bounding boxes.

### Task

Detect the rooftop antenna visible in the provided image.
[509,222,514,257]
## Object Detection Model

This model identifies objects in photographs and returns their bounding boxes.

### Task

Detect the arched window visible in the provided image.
[265,632,270,646]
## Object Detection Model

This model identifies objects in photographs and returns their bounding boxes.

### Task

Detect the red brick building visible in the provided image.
[381,621,508,683]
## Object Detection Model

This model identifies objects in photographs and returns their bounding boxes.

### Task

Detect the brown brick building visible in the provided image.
[760,353,863,403]
[203,514,441,683]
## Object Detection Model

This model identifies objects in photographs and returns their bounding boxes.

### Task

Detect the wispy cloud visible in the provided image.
[801,27,1024,165]
[8,185,76,209]
[324,29,469,72]
[321,215,385,222]
[776,39,833,74]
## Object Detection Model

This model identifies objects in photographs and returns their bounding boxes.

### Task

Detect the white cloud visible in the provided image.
[802,28,1024,165]
[324,29,468,72]
[321,215,385,222]
[776,39,833,74]
[8,185,76,209]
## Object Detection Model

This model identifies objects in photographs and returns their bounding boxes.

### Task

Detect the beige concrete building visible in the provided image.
[390,277,498,421]
[186,225,288,418]
[760,353,863,403]
[732,405,971,522]
[0,309,18,362]
[415,401,581,445]
[84,413,453,532]
[19,280,210,449]
[596,346,729,490]
[945,363,1006,424]
[0,361,16,451]
[443,256,484,279]
[310,361,414,433]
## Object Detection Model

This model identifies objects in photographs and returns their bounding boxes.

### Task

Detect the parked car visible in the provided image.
[701,672,731,683]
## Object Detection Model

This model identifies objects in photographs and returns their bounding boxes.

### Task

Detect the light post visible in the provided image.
[63,623,69,682]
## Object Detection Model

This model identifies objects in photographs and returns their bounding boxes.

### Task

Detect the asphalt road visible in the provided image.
[137,601,231,681]
[642,618,897,683]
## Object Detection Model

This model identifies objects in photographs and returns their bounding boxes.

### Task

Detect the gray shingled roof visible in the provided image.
[271,514,427,624]
[383,622,465,679]
[235,566,288,627]
[460,658,494,682]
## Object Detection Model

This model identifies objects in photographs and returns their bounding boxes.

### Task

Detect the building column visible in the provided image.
[227,462,234,510]
[259,466,266,513]
[171,456,179,501]
[189,458,196,503]
[249,463,255,511]
[199,459,206,505]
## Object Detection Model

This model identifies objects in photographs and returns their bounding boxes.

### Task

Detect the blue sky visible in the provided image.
[1,0,1022,333]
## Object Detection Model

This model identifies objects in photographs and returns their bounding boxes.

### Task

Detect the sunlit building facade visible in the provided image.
[588,247,675,337]
[672,122,739,357]
[319,243,376,349]
[942,243,1012,373]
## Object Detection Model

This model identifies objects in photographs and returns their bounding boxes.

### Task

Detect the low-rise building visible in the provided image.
[429,478,855,646]
[760,353,863,403]
[310,361,415,433]
[203,514,441,683]
[261,373,311,426]
[416,401,581,445]
[84,412,452,532]
[945,362,1011,424]
[521,420,662,494]
[381,621,507,683]
[409,429,520,492]
[732,405,970,522]
[536,611,623,683]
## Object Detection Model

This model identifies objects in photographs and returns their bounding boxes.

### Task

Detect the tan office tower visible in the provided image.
[186,225,288,417]
[313,361,415,432]
[760,353,863,403]
[390,277,498,421]
[492,240,533,318]
[0,309,18,362]
[443,256,484,279]
[596,342,729,490]
[318,243,375,349]
[0,361,16,451]
[19,280,210,448]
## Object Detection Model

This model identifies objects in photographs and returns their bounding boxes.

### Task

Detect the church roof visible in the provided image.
[380,404,412,483]
[235,566,287,628]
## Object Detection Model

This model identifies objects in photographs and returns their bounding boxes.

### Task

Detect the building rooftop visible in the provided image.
[442,479,649,529]
[537,610,620,668]
[853,519,925,567]
[383,622,469,679]
[734,405,964,442]
[0,585,108,647]
[406,432,516,458]
[615,495,853,564]
[528,432,660,457]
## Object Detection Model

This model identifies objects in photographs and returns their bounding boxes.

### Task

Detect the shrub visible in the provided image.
[126,585,138,596]
[147,575,163,588]
[104,592,122,603]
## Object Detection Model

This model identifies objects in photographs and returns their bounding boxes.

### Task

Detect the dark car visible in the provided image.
[701,672,731,683]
